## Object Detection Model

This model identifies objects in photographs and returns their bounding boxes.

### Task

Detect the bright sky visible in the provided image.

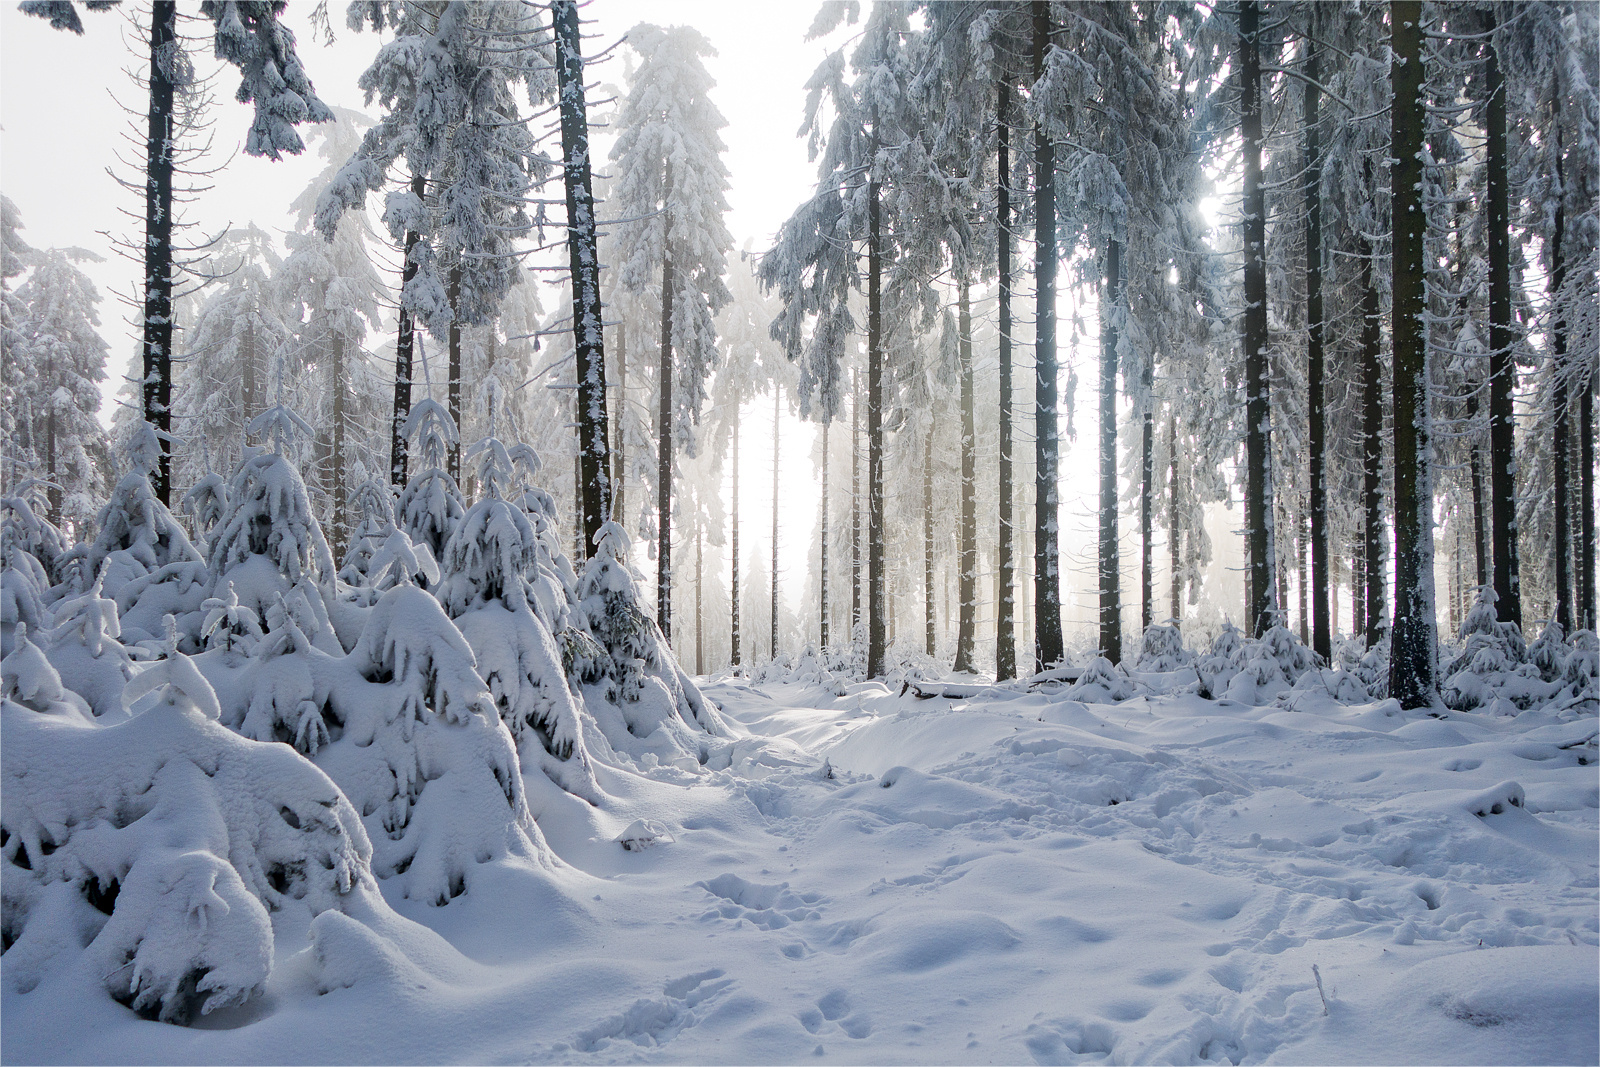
[0,1,1154,644]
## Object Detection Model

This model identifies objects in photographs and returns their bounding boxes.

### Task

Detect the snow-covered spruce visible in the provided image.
[573,521,726,768]
[1,631,369,1024]
[395,399,465,565]
[1134,622,1190,672]
[1441,586,1553,713]
[1066,656,1137,703]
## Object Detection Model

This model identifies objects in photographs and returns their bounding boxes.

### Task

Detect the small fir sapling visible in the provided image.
[1,486,67,584]
[1195,621,1248,699]
[395,399,465,565]
[44,563,134,718]
[179,445,229,546]
[2,621,371,1025]
[1442,586,1549,712]
[1066,656,1138,703]
[1134,621,1191,671]
[1,521,51,658]
[1225,610,1319,704]
[439,413,600,802]
[338,461,399,586]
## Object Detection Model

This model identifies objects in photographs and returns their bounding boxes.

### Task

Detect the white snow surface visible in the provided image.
[4,673,1596,1065]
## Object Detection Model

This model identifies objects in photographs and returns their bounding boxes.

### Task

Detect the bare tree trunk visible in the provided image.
[447,265,463,481]
[1168,413,1181,623]
[820,418,830,650]
[658,232,674,642]
[554,0,610,557]
[1240,0,1274,637]
[696,524,704,675]
[143,0,177,503]
[731,418,741,667]
[330,332,348,557]
[1297,502,1309,644]
[1581,380,1596,630]
[1140,385,1153,635]
[392,171,425,488]
[925,420,936,659]
[1100,237,1124,662]
[996,78,1017,680]
[1485,12,1519,628]
[867,169,887,678]
[1304,41,1331,662]
[1550,160,1572,634]
[1360,203,1385,648]
[955,277,977,672]
[771,386,781,662]
[852,371,862,637]
[1032,0,1064,670]
[613,319,626,525]
[1389,0,1437,710]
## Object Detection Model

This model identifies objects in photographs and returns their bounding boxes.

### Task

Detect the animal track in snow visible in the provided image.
[570,969,733,1053]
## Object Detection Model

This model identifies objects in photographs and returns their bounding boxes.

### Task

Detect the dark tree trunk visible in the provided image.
[696,524,704,675]
[996,78,1017,680]
[447,265,463,481]
[731,418,741,667]
[1168,413,1181,622]
[242,316,258,426]
[771,387,781,661]
[1485,13,1520,628]
[658,235,674,642]
[820,418,830,650]
[925,420,936,659]
[1389,0,1437,710]
[1304,43,1331,662]
[613,318,626,525]
[955,277,977,672]
[1032,0,1064,670]
[45,351,59,524]
[1581,381,1596,630]
[1240,0,1274,637]
[867,173,887,678]
[554,0,610,558]
[392,171,426,488]
[1297,501,1309,643]
[851,372,862,637]
[1099,237,1123,662]
[1550,169,1572,634]
[143,0,177,503]
[1140,396,1153,635]
[1360,208,1385,648]
[1468,393,1487,589]
[330,332,348,557]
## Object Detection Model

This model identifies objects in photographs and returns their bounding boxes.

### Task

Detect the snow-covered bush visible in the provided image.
[1441,586,1551,712]
[1066,656,1137,703]
[2,637,370,1024]
[1195,621,1248,700]
[395,400,465,563]
[1134,622,1190,671]
[1225,613,1318,705]
[44,566,133,718]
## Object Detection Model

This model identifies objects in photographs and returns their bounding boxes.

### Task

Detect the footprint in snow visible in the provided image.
[570,969,733,1053]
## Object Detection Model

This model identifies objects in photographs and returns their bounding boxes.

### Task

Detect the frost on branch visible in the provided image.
[2,635,370,1025]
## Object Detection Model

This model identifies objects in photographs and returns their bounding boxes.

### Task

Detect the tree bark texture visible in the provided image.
[925,420,937,659]
[771,386,781,662]
[955,277,977,673]
[142,0,177,503]
[658,231,674,641]
[1485,14,1520,628]
[447,265,463,481]
[820,418,830,650]
[1100,238,1123,663]
[867,175,887,678]
[996,78,1017,680]
[1304,43,1331,661]
[731,418,741,666]
[1032,0,1064,670]
[1240,0,1275,637]
[1360,213,1385,647]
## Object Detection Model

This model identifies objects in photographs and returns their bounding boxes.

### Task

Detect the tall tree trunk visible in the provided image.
[1389,0,1437,710]
[143,0,177,503]
[1099,237,1124,662]
[1297,502,1309,643]
[447,265,463,481]
[955,278,977,672]
[696,524,704,675]
[1140,393,1153,635]
[658,232,674,642]
[1467,393,1487,589]
[1240,0,1274,637]
[242,315,258,427]
[1032,0,1064,670]
[996,78,1017,680]
[924,420,936,658]
[1352,527,1367,639]
[44,350,59,523]
[867,171,887,678]
[1485,13,1519,628]
[771,386,781,662]
[1168,413,1181,622]
[553,0,610,558]
[820,418,830,650]
[1581,380,1596,630]
[392,171,425,489]
[1360,205,1385,647]
[851,372,862,638]
[1304,42,1331,661]
[330,332,348,557]
[731,418,741,667]
[1549,164,1572,634]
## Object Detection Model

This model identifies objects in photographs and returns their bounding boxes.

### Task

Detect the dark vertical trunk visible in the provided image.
[1099,237,1123,662]
[1168,413,1181,622]
[45,349,59,524]
[330,332,348,557]
[1352,527,1367,639]
[447,265,463,481]
[1360,208,1385,647]
[1140,386,1153,634]
[658,234,674,642]
[851,371,862,635]
[771,387,781,661]
[996,78,1017,680]
[1389,0,1437,710]
[867,173,887,678]
[143,0,177,503]
[1304,43,1331,661]
[613,318,626,525]
[820,418,830,650]
[731,418,741,666]
[1581,381,1595,630]
[392,171,426,488]
[553,0,610,558]
[1485,14,1519,628]
[242,315,258,426]
[1467,393,1487,589]
[1032,0,1064,670]
[955,278,977,672]
[924,420,936,659]
[1549,169,1572,634]
[1297,502,1309,643]
[696,524,704,675]
[1240,0,1274,637]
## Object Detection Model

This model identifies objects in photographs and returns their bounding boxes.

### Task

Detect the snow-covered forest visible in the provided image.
[1,1,1595,1063]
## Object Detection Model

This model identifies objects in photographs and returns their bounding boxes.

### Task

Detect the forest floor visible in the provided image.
[6,673,1598,1065]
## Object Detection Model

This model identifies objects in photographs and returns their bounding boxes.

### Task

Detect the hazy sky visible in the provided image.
[0,1,1167,635]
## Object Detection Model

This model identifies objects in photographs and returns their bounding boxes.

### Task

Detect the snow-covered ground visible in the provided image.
[5,673,1597,1065]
